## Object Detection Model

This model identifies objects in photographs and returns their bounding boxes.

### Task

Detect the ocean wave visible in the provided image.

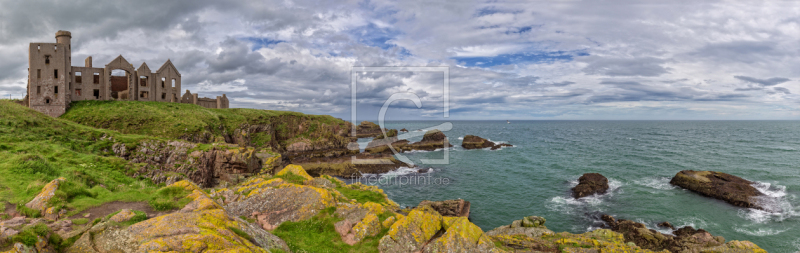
[738,181,798,223]
[360,166,422,178]
[546,177,624,214]
[457,136,463,140]
[733,226,791,236]
[632,177,677,191]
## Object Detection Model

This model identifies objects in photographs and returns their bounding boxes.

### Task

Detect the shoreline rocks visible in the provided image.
[571,173,609,199]
[461,135,512,150]
[669,170,764,209]
[600,214,765,252]
[417,199,471,217]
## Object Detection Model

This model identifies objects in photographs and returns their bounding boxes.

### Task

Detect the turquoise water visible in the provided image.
[349,121,800,252]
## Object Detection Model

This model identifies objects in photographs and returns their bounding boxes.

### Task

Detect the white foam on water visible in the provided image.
[733,226,791,236]
[457,136,463,140]
[738,181,798,223]
[361,166,421,178]
[633,177,677,191]
[670,216,714,230]
[546,177,624,214]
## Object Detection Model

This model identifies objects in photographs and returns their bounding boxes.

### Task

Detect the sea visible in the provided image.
[346,121,800,252]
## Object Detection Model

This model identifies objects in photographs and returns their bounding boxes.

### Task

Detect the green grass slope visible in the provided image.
[0,100,163,215]
[61,101,351,149]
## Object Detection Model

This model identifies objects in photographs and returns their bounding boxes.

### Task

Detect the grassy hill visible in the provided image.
[0,100,161,216]
[0,100,351,217]
[61,101,351,149]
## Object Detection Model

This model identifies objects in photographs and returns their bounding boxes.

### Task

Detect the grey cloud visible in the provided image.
[773,87,790,94]
[582,57,669,77]
[733,76,790,86]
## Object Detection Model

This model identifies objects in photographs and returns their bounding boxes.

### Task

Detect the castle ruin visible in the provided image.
[25,31,229,117]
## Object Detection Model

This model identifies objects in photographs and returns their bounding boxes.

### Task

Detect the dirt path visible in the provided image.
[68,201,170,221]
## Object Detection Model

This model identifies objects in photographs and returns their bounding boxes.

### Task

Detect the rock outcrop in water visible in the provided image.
[669,170,764,209]
[461,135,512,150]
[571,173,610,199]
[600,214,766,253]
[366,129,454,155]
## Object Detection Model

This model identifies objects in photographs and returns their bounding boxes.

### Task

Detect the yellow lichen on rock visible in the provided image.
[352,213,381,242]
[25,177,65,213]
[171,179,202,192]
[379,205,444,252]
[382,216,397,229]
[423,217,498,253]
[276,164,314,181]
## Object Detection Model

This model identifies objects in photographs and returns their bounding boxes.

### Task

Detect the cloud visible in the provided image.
[733,76,790,86]
[0,0,799,120]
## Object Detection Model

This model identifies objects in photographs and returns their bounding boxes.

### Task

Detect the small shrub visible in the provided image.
[12,223,50,246]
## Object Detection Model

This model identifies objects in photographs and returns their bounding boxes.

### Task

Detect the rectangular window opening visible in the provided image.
[75,72,82,83]
[140,76,147,87]
[75,89,81,96]
[93,89,100,99]
[161,77,165,88]
[54,69,58,78]
[162,93,166,99]
[45,55,50,64]
[54,86,58,94]
[37,69,41,79]
[93,73,100,84]
[171,79,176,88]
[37,86,41,94]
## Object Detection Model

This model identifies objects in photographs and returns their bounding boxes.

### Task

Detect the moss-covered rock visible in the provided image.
[24,177,65,216]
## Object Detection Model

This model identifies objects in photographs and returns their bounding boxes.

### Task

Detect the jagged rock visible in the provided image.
[486,216,554,239]
[379,205,502,253]
[306,177,335,188]
[399,128,408,132]
[658,221,675,230]
[601,214,765,252]
[670,170,763,209]
[571,173,609,199]
[225,167,337,230]
[356,121,384,138]
[461,135,512,150]
[66,181,290,253]
[1,217,25,228]
[423,217,499,253]
[334,202,386,245]
[418,199,471,217]
[25,177,65,215]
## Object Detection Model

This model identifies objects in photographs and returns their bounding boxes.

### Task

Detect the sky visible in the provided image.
[0,0,799,120]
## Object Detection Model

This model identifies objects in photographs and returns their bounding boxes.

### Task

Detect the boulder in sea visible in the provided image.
[397,129,453,152]
[418,199,471,217]
[571,173,609,199]
[461,135,512,150]
[658,221,675,230]
[400,128,408,132]
[669,170,763,209]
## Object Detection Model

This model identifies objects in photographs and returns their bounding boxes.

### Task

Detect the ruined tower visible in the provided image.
[28,31,72,117]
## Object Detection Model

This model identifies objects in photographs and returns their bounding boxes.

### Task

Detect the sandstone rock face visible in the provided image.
[670,170,763,209]
[66,180,290,253]
[571,173,609,199]
[461,135,512,150]
[601,214,766,253]
[116,140,278,187]
[25,177,65,215]
[418,199,471,217]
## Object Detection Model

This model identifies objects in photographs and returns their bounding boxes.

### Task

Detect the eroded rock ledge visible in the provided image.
[461,135,512,150]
